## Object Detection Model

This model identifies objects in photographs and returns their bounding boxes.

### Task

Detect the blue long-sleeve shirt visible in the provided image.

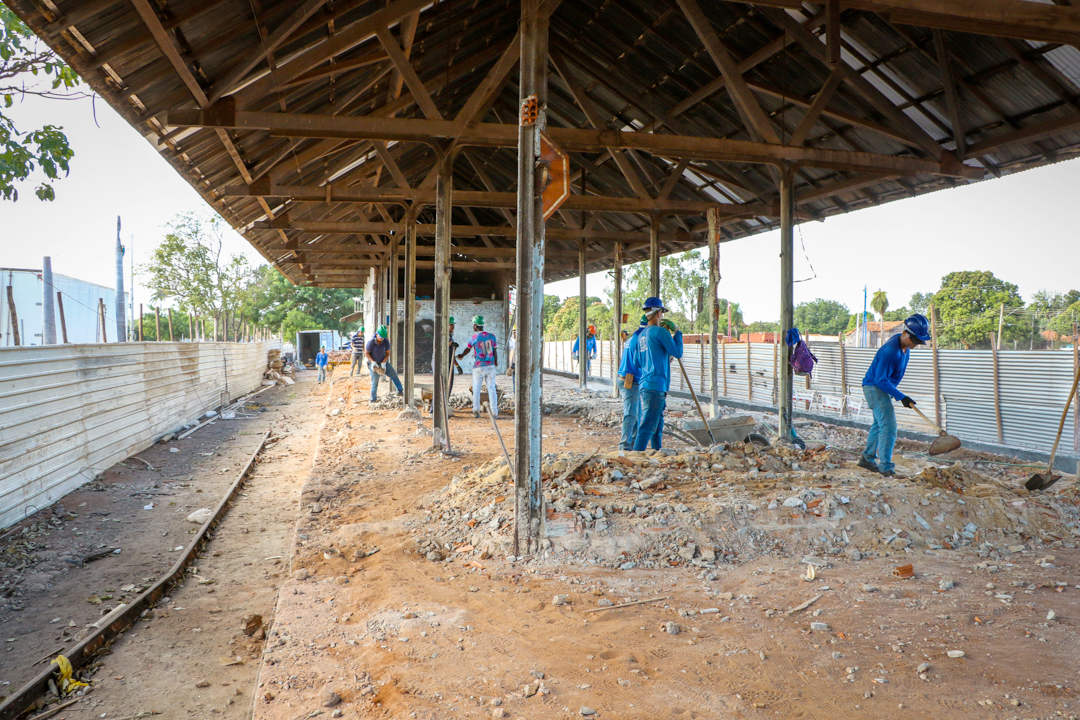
[618,327,646,382]
[573,336,597,357]
[862,333,909,401]
[638,325,683,392]
[315,351,329,367]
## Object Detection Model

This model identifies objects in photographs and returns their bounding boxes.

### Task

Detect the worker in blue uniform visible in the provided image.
[859,313,931,477]
[573,325,598,375]
[617,314,649,450]
[633,297,683,452]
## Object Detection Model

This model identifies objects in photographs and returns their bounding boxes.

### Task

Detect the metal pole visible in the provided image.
[404,207,418,407]
[115,216,126,342]
[513,0,547,556]
[42,256,56,345]
[707,208,719,417]
[778,165,795,441]
[649,213,660,298]
[139,304,143,342]
[612,242,622,399]
[578,239,587,389]
[99,298,108,343]
[56,292,68,343]
[433,147,453,448]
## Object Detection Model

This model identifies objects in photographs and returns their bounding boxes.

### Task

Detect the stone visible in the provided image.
[320,689,341,707]
[810,622,829,631]
[195,680,211,688]
[523,681,539,697]
[1047,610,1057,621]
[294,568,309,581]
[580,707,597,716]
[665,621,680,635]
[530,670,545,680]
[553,595,569,606]
[916,663,930,674]
[332,711,343,718]
[939,579,954,591]
[492,709,507,718]
[597,599,614,607]
[716,592,734,601]
[782,497,804,508]
[947,650,965,659]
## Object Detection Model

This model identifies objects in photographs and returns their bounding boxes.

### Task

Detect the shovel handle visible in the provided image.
[676,356,716,445]
[909,403,946,435]
[1047,358,1080,467]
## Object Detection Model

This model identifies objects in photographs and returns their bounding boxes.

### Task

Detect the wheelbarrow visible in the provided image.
[667,415,769,448]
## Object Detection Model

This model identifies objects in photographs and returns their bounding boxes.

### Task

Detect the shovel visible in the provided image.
[909,405,962,456]
[675,356,716,445]
[1026,359,1080,491]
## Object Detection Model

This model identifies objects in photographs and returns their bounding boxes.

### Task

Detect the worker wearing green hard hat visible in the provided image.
[456,315,500,418]
[365,324,403,403]
[348,325,365,377]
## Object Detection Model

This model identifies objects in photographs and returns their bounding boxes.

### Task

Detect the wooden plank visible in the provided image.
[789,69,844,147]
[376,25,443,120]
[963,113,1080,157]
[932,30,966,157]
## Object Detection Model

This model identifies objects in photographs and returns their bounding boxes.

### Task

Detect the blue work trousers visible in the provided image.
[862,385,898,473]
[317,365,327,382]
[619,378,640,451]
[370,362,403,401]
[633,389,666,452]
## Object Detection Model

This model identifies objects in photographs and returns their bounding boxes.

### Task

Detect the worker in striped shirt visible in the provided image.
[348,326,365,377]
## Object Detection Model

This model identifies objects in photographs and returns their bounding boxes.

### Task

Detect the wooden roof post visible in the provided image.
[389,234,399,374]
[778,164,795,442]
[432,145,452,450]
[404,206,417,408]
[513,0,548,556]
[578,239,587,390]
[612,242,623,399]
[649,213,660,298]
[708,207,720,418]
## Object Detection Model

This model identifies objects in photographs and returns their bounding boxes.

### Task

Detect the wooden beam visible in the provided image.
[168,111,984,178]
[932,30,966,158]
[375,25,443,120]
[372,141,411,188]
[208,0,329,103]
[724,0,1080,45]
[789,69,844,147]
[659,158,691,199]
[964,112,1080,156]
[676,0,782,144]
[255,220,700,242]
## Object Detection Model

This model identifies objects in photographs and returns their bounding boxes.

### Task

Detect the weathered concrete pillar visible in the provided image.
[778,166,795,441]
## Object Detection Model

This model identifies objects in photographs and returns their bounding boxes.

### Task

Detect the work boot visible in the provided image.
[879,469,901,478]
[472,410,480,418]
[856,457,879,473]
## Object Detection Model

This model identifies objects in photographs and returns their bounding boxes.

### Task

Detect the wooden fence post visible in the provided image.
[154,307,160,341]
[138,304,143,342]
[930,303,943,428]
[990,331,1004,443]
[98,298,108,342]
[747,341,753,402]
[6,286,21,346]
[839,337,848,415]
[721,339,727,397]
[167,308,174,341]
[56,292,68,343]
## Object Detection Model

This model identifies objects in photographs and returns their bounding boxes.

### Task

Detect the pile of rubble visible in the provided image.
[406,441,1080,574]
[264,349,295,386]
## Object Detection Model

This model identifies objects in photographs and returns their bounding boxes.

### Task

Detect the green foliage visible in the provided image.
[541,294,562,332]
[1,6,81,201]
[242,264,361,334]
[1048,300,1080,338]
[870,289,888,318]
[548,296,612,338]
[931,271,1024,348]
[794,298,850,336]
[281,309,322,341]
[621,250,709,332]
[909,292,933,315]
[745,320,779,334]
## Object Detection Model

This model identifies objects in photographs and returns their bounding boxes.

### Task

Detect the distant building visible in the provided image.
[1,267,119,345]
[844,320,904,347]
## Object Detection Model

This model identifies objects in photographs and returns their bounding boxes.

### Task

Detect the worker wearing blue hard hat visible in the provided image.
[632,297,683,452]
[617,314,649,450]
[859,313,931,477]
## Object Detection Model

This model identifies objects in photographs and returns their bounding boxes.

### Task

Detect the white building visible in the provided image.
[1,267,119,345]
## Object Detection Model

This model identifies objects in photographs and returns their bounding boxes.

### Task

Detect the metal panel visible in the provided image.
[0,340,279,530]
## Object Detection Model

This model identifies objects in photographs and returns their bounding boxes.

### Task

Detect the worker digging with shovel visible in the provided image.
[858,313,932,477]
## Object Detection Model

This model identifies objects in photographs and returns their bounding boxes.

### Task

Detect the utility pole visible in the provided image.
[115,216,127,342]
[862,285,868,348]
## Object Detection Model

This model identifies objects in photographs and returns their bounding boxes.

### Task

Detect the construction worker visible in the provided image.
[348,326,365,376]
[632,297,683,452]
[617,315,648,450]
[365,325,403,403]
[315,345,329,383]
[858,313,930,477]
[507,329,516,376]
[573,325,598,375]
[457,315,498,418]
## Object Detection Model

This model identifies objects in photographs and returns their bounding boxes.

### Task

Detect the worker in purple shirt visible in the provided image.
[315,345,329,383]
[859,313,930,477]
[457,315,499,418]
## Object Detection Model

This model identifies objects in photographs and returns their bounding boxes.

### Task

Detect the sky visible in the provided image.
[3,91,1080,322]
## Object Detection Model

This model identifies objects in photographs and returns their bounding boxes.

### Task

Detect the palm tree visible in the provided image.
[871,290,889,347]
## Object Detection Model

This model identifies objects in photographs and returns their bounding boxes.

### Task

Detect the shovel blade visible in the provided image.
[1025,472,1062,491]
[928,432,962,456]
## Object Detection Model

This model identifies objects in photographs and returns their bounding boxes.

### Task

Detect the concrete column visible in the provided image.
[707,209,719,417]
[578,240,587,390]
[649,214,660,298]
[513,0,548,556]
[778,166,795,441]
[611,243,622,399]
[115,216,126,342]
[390,235,399,374]
[404,208,418,407]
[42,257,56,345]
[433,148,453,448]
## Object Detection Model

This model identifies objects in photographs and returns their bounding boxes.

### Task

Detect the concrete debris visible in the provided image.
[947,650,965,658]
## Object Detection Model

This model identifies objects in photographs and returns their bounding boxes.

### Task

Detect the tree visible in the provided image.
[909,292,933,315]
[141,213,252,321]
[621,250,708,332]
[541,294,562,333]
[1048,300,1080,339]
[281,309,322,342]
[1,7,83,200]
[745,320,779,335]
[931,271,1024,348]
[870,289,889,347]
[794,298,850,336]
[1029,289,1080,347]
[242,264,360,334]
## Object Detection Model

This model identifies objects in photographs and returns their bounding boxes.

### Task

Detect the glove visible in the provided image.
[659,318,678,333]
[901,396,916,408]
[572,354,579,361]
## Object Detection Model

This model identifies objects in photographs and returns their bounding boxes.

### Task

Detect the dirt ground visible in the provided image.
[4,369,1080,720]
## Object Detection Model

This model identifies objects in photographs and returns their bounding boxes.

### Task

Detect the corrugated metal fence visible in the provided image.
[544,339,1079,457]
[0,341,280,530]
